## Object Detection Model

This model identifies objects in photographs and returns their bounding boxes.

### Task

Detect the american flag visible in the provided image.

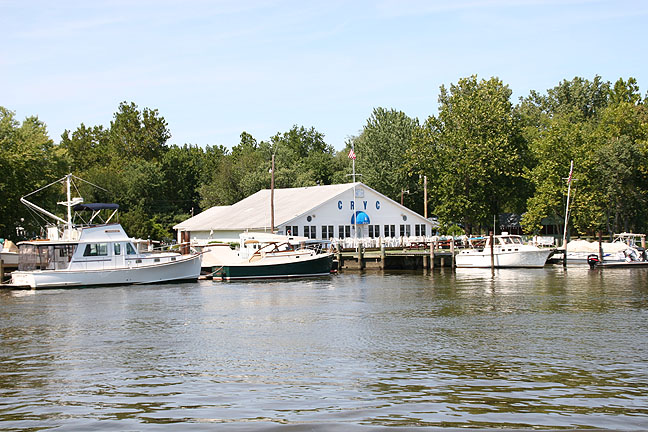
[348,148,356,160]
[567,164,573,183]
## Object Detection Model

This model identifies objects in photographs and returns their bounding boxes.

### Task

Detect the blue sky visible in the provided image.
[2,0,647,150]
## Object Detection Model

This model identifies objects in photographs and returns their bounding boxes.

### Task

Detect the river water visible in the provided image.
[1,267,647,431]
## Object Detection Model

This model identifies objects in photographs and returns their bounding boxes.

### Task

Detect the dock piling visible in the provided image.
[450,238,455,268]
[430,241,436,269]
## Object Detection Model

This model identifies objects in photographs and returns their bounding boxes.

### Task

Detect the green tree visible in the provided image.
[411,76,527,233]
[520,76,613,236]
[59,124,109,171]
[572,81,648,235]
[352,107,419,206]
[270,125,338,187]
[0,107,66,239]
[108,101,171,162]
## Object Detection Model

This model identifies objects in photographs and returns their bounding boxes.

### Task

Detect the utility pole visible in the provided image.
[423,175,427,218]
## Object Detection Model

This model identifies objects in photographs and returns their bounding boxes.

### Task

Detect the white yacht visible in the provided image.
[455,233,554,268]
[9,174,201,289]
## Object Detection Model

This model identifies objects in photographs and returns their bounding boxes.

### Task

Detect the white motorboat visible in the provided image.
[455,233,554,268]
[202,232,334,281]
[9,174,201,289]
[565,233,646,264]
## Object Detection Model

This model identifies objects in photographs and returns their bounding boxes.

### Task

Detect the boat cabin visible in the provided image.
[468,233,525,252]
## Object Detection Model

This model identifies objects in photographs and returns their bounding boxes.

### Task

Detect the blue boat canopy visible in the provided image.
[351,211,370,225]
[73,203,119,211]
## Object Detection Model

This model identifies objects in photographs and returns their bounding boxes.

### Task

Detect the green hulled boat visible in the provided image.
[205,233,334,281]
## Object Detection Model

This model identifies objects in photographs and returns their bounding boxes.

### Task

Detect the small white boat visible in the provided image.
[9,174,201,289]
[1,240,19,269]
[455,233,554,268]
[202,232,334,281]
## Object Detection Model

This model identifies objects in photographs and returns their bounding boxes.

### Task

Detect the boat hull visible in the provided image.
[10,254,201,289]
[214,253,333,281]
[455,249,553,268]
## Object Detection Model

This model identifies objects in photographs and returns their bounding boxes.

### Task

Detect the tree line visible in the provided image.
[2,75,647,242]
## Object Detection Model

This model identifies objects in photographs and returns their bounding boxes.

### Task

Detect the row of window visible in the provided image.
[285,224,427,240]
[83,242,137,257]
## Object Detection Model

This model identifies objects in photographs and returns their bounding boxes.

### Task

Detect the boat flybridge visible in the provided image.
[10,174,201,289]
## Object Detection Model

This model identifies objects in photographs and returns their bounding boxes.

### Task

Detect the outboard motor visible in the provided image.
[587,254,600,269]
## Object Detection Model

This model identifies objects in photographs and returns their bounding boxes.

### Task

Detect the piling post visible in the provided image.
[336,246,343,271]
[450,237,455,269]
[380,241,386,269]
[430,241,436,269]
[642,236,646,250]
[358,244,365,270]
[0,259,3,284]
[490,231,495,269]
[598,231,603,262]
[563,236,567,267]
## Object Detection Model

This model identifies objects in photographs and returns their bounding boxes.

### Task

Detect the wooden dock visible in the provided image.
[335,243,458,270]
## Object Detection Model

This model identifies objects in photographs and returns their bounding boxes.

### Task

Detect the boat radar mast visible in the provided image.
[19,174,109,241]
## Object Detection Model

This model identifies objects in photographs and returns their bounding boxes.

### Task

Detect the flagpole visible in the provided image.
[562,160,574,248]
[352,144,357,250]
[352,148,356,183]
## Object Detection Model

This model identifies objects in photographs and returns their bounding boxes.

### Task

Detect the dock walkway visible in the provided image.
[336,243,458,270]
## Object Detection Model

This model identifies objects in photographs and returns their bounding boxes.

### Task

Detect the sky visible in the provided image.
[2,0,647,151]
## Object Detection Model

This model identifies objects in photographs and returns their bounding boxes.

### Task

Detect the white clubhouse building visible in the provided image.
[174,182,436,244]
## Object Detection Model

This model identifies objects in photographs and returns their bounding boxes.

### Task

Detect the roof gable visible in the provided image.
[175,183,355,231]
[174,182,433,231]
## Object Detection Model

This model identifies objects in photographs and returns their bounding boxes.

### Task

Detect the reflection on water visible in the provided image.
[1,267,647,430]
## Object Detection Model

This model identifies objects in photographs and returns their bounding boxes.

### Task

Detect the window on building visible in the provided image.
[399,225,412,237]
[415,224,427,236]
[322,225,333,239]
[384,225,395,237]
[338,225,352,238]
[304,226,316,239]
[286,226,298,236]
[368,224,380,238]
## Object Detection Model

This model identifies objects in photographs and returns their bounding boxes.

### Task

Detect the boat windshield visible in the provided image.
[498,236,524,245]
[18,244,76,271]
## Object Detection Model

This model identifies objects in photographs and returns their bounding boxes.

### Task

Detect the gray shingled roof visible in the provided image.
[174,183,357,231]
